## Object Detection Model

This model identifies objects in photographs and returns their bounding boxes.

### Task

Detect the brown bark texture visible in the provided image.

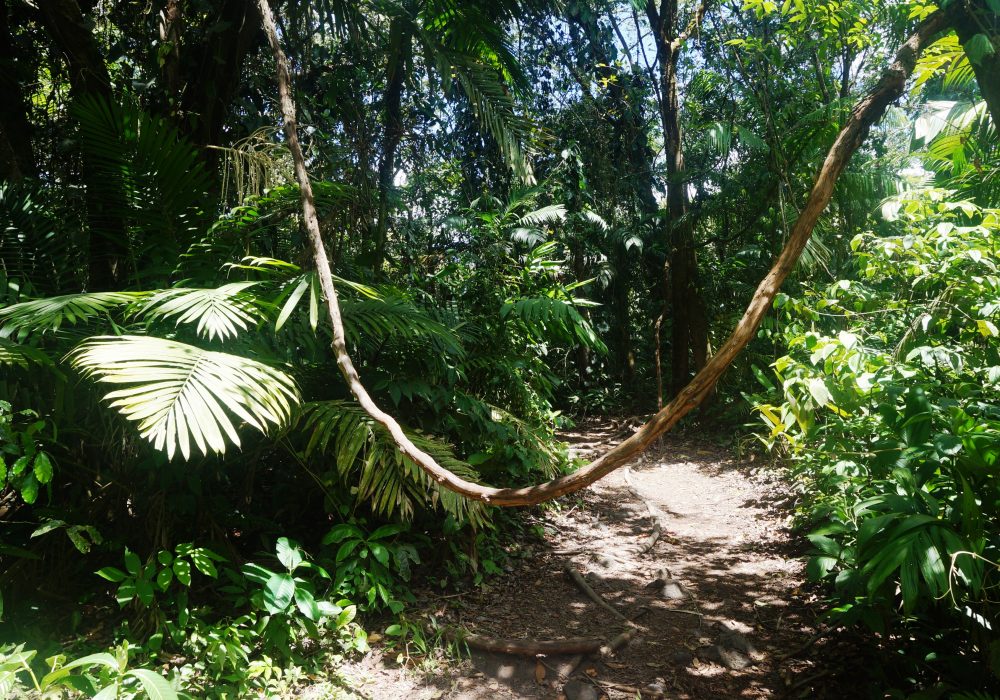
[258,0,948,507]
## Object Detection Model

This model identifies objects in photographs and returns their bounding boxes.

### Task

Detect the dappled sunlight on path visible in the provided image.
[332,424,858,699]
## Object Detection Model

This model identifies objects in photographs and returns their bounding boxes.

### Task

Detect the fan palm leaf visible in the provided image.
[137,282,263,341]
[70,336,300,460]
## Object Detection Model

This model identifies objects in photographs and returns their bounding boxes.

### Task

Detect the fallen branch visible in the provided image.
[594,679,666,698]
[258,0,950,506]
[564,564,630,624]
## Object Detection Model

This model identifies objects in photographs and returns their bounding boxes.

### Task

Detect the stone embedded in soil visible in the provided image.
[661,579,688,600]
[563,679,600,700]
[670,650,694,665]
[700,644,754,671]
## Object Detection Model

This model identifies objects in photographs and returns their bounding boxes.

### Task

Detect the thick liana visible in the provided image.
[256,0,949,506]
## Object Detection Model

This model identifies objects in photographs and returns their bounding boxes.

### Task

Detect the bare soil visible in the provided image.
[330,423,870,700]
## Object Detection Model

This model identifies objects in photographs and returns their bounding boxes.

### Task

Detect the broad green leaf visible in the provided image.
[96,566,127,583]
[126,668,178,700]
[264,573,295,613]
[294,587,320,621]
[276,537,303,572]
[32,452,53,483]
[172,559,192,586]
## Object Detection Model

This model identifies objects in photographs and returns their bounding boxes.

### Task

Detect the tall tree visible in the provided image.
[36,0,128,290]
[644,0,711,399]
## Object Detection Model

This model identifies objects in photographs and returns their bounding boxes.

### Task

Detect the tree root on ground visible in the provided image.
[447,631,604,656]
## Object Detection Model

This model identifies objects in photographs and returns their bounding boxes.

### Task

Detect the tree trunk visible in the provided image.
[373,17,411,272]
[0,0,35,180]
[950,0,1000,128]
[37,0,128,290]
[646,0,710,398]
[158,0,183,101]
[259,0,948,505]
[178,0,259,157]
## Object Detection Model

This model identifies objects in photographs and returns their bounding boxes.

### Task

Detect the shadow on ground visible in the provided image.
[335,429,874,700]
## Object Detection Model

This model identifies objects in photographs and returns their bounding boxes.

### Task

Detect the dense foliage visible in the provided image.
[0,0,997,696]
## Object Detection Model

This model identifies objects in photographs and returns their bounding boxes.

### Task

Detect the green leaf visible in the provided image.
[322,523,363,545]
[369,542,391,567]
[157,550,173,566]
[60,652,121,672]
[190,549,218,578]
[807,556,837,580]
[11,455,29,477]
[17,476,38,503]
[32,452,53,483]
[264,573,295,613]
[241,562,274,585]
[156,567,174,591]
[124,550,141,575]
[276,537,304,572]
[96,566,127,583]
[294,587,320,621]
[172,559,192,586]
[368,524,405,541]
[126,668,178,700]
[31,519,66,538]
[336,539,362,563]
[136,578,155,606]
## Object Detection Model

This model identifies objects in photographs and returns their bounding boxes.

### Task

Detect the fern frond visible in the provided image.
[70,336,300,460]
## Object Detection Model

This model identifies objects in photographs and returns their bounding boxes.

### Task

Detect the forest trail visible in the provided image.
[335,424,851,700]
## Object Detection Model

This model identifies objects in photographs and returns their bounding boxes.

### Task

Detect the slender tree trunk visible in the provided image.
[647,0,710,398]
[37,0,128,290]
[950,0,1000,128]
[374,17,411,272]
[0,0,35,180]
[260,0,948,505]
[566,7,655,387]
[158,0,183,102]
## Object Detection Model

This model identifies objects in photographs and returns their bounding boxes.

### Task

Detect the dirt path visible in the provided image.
[332,425,847,700]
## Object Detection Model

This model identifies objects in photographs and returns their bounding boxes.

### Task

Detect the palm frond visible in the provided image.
[0,338,56,370]
[300,399,486,525]
[72,94,214,281]
[0,292,143,337]
[70,336,300,460]
[518,204,566,226]
[341,297,465,357]
[443,51,535,183]
[137,282,263,341]
[501,296,607,353]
